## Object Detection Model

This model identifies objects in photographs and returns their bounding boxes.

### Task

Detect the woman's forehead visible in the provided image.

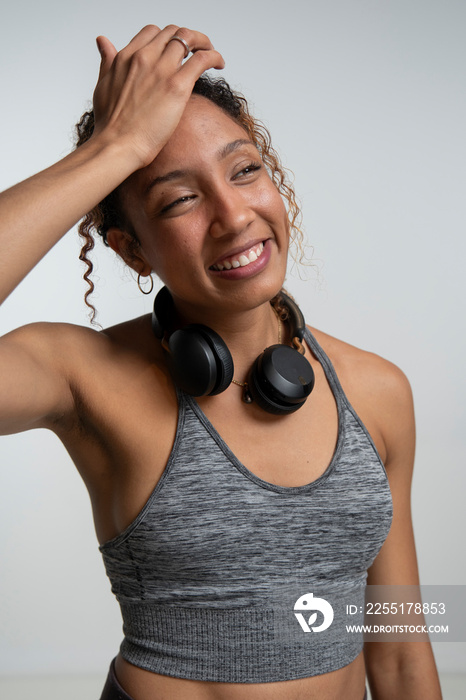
[159,95,250,161]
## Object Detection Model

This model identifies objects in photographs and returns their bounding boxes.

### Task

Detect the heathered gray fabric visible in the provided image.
[100,328,393,682]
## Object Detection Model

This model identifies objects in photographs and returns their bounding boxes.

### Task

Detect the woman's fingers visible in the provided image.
[164,27,225,72]
[97,25,223,81]
[120,24,163,55]
[180,46,225,74]
[162,26,213,58]
[96,35,118,80]
[120,25,221,69]
[145,27,224,76]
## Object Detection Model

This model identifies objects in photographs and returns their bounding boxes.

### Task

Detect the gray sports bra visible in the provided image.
[100,328,393,682]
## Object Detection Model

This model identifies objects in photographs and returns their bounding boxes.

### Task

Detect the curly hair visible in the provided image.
[75,74,305,323]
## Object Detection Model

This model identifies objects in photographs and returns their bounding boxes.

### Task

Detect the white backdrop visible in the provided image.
[0,0,465,677]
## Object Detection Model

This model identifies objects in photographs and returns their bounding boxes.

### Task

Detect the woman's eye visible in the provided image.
[234,162,262,179]
[160,195,195,213]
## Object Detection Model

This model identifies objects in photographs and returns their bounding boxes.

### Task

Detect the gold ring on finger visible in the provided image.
[168,35,190,59]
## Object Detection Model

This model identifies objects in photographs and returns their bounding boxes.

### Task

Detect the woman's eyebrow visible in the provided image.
[217,138,256,160]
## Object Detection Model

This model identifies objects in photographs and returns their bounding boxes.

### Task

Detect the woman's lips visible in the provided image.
[208,239,271,279]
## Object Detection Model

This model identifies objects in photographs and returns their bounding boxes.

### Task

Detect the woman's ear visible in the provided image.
[106,227,152,276]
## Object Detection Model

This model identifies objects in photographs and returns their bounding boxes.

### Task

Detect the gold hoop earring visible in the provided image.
[137,273,154,295]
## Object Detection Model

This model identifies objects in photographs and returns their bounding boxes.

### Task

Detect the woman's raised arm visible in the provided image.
[0,24,224,304]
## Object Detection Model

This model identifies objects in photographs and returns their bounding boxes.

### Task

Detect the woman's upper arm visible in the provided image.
[362,363,442,698]
[366,361,419,586]
[0,322,76,435]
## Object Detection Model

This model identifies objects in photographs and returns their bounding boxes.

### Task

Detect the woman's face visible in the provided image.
[120,95,289,320]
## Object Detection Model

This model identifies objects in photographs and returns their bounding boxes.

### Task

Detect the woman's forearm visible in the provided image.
[0,134,139,304]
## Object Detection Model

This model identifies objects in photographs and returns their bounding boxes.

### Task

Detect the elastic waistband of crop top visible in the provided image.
[117,599,365,683]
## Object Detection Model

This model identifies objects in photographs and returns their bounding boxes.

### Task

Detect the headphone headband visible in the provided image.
[276,291,306,343]
[152,285,175,340]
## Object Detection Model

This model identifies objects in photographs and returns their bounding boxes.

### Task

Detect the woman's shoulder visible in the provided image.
[308,325,412,398]
[2,313,163,381]
[308,325,414,463]
[1,319,106,364]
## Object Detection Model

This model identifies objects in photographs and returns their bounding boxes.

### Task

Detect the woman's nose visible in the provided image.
[208,186,255,239]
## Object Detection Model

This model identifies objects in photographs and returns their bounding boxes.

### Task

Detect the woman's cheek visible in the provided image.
[257,182,287,220]
[157,233,202,280]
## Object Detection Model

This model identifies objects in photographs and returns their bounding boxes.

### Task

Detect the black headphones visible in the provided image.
[152,286,315,415]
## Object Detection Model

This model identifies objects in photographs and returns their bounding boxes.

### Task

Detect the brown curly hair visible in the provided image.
[75,74,305,323]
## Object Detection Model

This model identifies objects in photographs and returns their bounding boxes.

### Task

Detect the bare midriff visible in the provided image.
[114,651,366,700]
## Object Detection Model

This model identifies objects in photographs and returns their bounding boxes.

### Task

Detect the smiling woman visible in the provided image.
[0,23,442,700]
[104,94,290,321]
[75,72,302,323]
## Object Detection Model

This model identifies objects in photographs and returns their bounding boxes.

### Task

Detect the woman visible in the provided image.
[0,24,442,700]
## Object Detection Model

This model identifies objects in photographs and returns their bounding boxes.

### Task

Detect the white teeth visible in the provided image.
[212,241,265,272]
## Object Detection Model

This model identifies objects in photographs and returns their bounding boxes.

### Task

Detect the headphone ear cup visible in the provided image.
[248,345,315,415]
[168,325,233,397]
[194,325,234,395]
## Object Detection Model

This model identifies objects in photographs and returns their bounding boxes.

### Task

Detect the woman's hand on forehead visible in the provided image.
[92,25,225,171]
